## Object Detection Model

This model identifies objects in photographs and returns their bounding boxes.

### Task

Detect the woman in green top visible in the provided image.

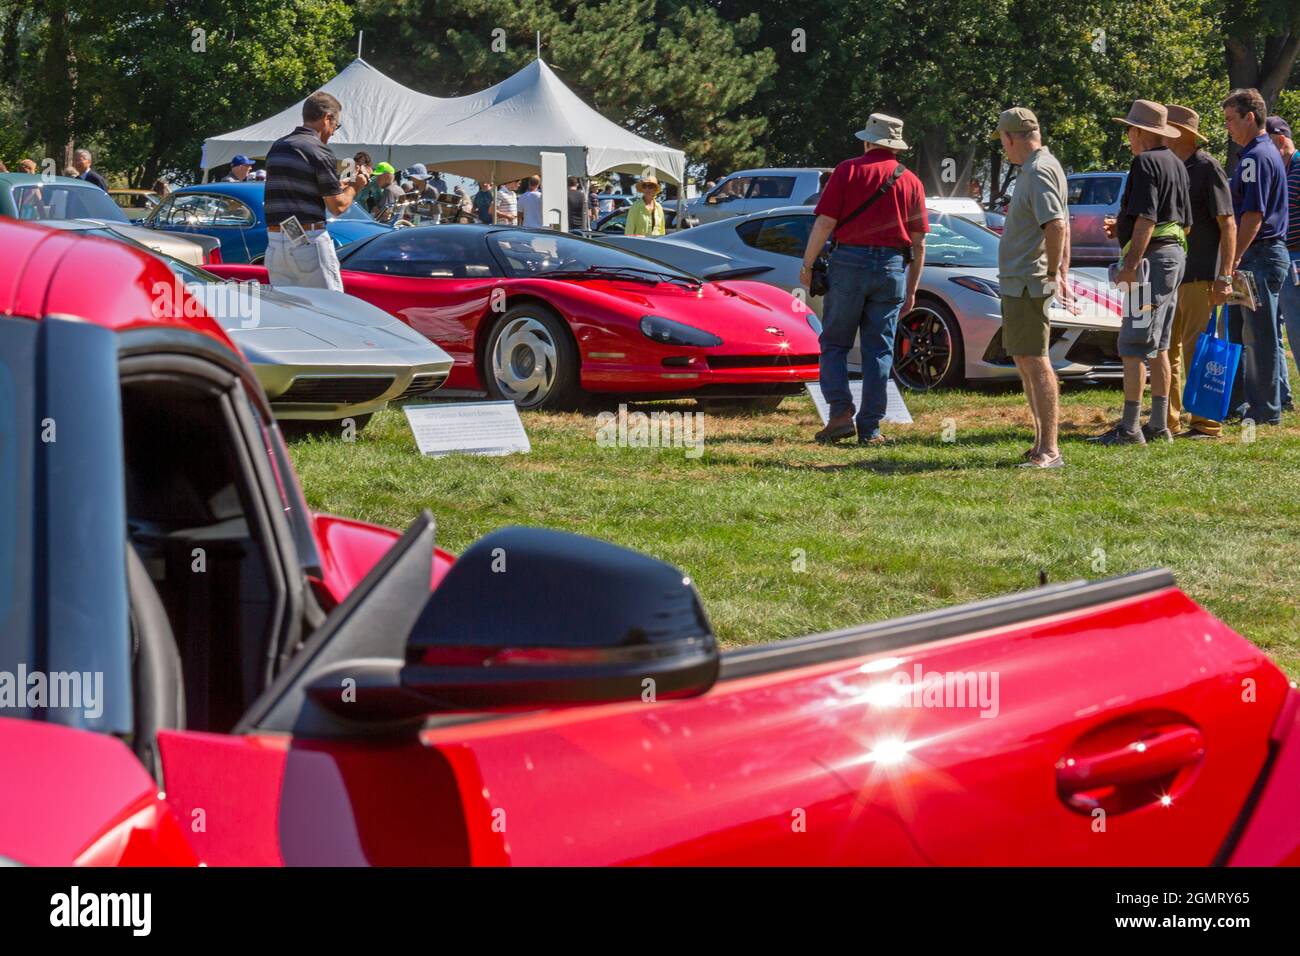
[624,176,666,236]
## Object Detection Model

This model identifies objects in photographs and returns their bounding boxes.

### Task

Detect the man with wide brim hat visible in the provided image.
[1161,103,1236,439]
[799,111,928,445]
[1091,98,1192,446]
[625,175,666,236]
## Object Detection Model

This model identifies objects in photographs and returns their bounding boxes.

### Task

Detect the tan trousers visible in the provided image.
[1167,280,1222,436]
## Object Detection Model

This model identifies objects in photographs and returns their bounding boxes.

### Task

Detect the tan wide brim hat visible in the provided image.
[638,176,661,194]
[855,112,909,150]
[1165,103,1208,143]
[1113,99,1181,138]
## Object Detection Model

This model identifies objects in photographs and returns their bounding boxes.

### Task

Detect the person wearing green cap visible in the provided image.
[372,162,405,223]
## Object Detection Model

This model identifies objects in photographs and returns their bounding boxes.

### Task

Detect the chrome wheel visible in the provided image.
[894,306,956,391]
[491,315,558,405]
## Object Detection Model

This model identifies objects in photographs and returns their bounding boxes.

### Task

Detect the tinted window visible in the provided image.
[748,176,796,200]
[489,229,697,279]
[1069,177,1123,206]
[924,214,999,267]
[735,214,812,257]
[597,210,628,233]
[341,228,499,278]
[10,182,129,223]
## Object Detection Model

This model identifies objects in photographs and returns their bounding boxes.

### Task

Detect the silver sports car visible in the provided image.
[599,205,1123,390]
[43,221,453,426]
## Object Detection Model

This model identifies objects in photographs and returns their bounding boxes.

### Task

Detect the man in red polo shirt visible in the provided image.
[801,113,928,444]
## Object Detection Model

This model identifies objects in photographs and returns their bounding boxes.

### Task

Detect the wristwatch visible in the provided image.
[1216,274,1234,284]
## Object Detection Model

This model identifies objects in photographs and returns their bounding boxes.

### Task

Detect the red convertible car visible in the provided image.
[2,219,1298,867]
[207,225,821,410]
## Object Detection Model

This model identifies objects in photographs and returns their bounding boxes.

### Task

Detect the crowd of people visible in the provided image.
[800,87,1297,466]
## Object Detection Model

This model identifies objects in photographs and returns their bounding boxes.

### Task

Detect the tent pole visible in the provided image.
[492,161,498,224]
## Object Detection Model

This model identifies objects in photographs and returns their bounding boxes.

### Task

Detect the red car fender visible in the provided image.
[1227,689,1300,865]
[0,718,197,867]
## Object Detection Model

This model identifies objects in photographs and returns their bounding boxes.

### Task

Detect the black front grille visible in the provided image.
[396,372,448,400]
[278,376,393,404]
[1065,328,1122,368]
[707,354,819,369]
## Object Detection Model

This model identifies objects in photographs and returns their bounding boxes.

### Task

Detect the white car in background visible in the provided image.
[597,204,1124,391]
[676,168,830,225]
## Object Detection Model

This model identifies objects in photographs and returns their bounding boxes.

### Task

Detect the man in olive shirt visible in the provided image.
[1164,104,1236,438]
[996,107,1071,468]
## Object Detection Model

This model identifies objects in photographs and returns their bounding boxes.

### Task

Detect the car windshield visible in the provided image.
[490,230,699,281]
[11,182,129,223]
[925,213,999,268]
[331,202,374,222]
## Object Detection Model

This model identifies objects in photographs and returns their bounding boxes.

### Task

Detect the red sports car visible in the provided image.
[208,225,821,410]
[3,219,1299,867]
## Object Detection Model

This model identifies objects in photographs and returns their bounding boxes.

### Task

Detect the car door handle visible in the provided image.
[1057,724,1204,813]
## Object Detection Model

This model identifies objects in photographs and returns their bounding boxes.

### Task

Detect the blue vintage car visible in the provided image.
[142,181,390,263]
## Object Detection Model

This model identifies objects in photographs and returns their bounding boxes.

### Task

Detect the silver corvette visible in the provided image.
[43,220,453,425]
[600,205,1124,390]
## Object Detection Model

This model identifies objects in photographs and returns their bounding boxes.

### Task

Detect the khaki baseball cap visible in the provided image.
[995,107,1040,137]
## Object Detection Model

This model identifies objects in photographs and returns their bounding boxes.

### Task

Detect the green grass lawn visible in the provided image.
[288,378,1300,679]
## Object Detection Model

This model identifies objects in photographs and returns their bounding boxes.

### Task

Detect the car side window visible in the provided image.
[165,195,213,225]
[209,197,256,227]
[748,177,795,200]
[710,177,752,203]
[1092,178,1123,205]
[736,215,812,258]
[1067,178,1089,205]
[600,211,627,234]
[343,231,498,278]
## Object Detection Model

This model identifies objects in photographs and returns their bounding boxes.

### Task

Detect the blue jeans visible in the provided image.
[1229,239,1288,425]
[1277,249,1300,409]
[818,245,906,437]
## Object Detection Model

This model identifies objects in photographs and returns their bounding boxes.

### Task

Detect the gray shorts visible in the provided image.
[1117,242,1184,359]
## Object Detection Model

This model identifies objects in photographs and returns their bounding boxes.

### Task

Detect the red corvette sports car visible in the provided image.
[208,225,821,409]
[3,219,1299,867]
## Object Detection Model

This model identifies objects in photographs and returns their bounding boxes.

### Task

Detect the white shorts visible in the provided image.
[265,229,343,292]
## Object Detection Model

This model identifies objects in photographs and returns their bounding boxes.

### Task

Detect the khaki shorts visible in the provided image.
[1000,291,1051,357]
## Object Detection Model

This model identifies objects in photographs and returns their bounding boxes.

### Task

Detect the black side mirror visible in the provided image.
[402,527,718,710]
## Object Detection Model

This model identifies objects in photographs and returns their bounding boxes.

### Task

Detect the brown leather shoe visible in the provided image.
[815,411,856,443]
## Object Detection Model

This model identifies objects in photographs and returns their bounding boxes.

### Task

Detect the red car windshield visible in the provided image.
[490,230,699,281]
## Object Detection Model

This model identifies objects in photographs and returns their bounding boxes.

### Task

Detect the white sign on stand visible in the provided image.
[806,379,912,425]
[404,401,531,457]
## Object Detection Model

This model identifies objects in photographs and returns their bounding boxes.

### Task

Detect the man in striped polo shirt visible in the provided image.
[263,91,371,291]
[1267,115,1299,412]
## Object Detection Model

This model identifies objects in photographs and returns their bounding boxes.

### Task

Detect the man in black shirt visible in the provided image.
[263,91,370,290]
[567,176,587,231]
[1094,100,1191,446]
[1163,104,1236,438]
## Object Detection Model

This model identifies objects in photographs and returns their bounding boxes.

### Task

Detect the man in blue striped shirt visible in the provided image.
[1267,115,1300,412]
[263,91,371,291]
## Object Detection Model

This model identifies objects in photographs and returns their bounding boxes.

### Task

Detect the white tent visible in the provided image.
[201,57,685,187]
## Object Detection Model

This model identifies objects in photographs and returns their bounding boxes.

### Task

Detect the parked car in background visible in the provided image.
[109,188,160,221]
[0,173,220,264]
[599,204,1124,391]
[38,221,451,432]
[681,168,830,224]
[4,220,1300,868]
[207,224,823,411]
[925,196,989,229]
[586,205,682,234]
[143,181,391,264]
[1067,171,1126,262]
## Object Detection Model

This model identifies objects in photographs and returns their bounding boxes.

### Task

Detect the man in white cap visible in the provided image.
[1092,99,1190,446]
[799,112,928,445]
[995,106,1071,469]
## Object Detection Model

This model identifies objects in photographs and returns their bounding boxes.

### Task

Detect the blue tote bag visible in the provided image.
[1182,305,1241,422]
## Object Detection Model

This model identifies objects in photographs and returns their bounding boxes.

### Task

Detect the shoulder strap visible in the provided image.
[833,163,905,237]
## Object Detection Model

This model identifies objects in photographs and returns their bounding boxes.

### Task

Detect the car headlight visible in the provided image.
[805,312,823,334]
[949,276,1000,298]
[639,314,723,347]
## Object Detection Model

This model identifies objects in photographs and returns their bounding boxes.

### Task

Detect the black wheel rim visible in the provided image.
[893,306,953,391]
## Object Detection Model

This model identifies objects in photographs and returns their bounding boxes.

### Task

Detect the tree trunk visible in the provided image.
[1223,31,1300,172]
